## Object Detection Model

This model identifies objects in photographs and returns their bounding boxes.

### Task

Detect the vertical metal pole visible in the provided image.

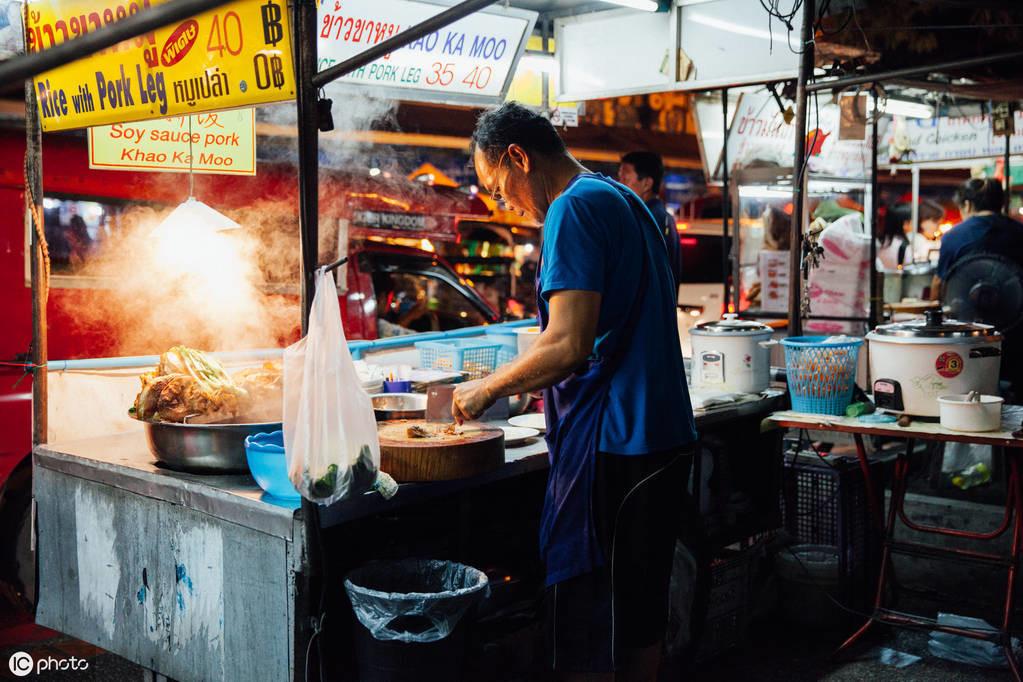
[910,166,920,264]
[1005,131,1012,216]
[26,81,46,447]
[297,0,320,332]
[721,89,731,312]
[295,0,323,678]
[541,20,550,114]
[869,90,880,328]
[787,0,815,336]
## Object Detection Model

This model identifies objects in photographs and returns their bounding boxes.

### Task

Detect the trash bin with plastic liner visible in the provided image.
[344,559,490,681]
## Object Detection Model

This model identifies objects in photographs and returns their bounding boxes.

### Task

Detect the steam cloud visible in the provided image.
[54,89,409,358]
[63,202,299,356]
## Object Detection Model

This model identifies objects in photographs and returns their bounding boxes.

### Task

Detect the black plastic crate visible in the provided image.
[780,449,884,609]
[668,534,772,662]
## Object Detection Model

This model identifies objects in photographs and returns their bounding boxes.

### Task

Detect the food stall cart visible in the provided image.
[31,328,786,679]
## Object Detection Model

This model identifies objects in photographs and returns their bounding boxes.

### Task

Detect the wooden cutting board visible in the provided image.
[377,420,505,482]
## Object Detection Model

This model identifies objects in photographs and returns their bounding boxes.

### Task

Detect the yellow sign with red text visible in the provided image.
[27,0,294,131]
[88,108,256,175]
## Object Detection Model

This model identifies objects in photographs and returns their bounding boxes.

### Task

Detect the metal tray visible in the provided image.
[371,392,427,421]
[141,419,282,474]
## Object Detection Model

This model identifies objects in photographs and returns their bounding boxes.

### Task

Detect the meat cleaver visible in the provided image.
[426,383,509,422]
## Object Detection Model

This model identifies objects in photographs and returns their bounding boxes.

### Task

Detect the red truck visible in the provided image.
[0,124,500,603]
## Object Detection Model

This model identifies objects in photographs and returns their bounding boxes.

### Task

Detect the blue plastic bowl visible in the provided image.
[244,431,301,501]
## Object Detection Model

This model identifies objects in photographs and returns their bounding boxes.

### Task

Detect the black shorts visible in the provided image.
[545,447,693,673]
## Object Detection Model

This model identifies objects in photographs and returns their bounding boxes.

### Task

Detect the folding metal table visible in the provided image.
[770,407,1023,679]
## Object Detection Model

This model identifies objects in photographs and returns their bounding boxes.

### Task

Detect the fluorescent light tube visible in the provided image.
[688,13,776,40]
[598,0,658,12]
[870,98,934,119]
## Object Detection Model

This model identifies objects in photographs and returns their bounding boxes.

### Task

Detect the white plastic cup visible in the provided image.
[515,326,542,355]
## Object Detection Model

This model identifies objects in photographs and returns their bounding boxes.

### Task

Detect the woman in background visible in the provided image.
[933,178,1023,393]
[876,200,944,270]
[933,179,1023,298]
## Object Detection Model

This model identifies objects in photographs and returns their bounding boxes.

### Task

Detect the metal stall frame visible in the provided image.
[290,1,509,675]
[8,1,511,676]
[793,50,1023,331]
[695,20,1023,334]
[6,0,244,454]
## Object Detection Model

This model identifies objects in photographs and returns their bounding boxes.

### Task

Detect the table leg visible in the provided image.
[838,439,912,656]
[837,437,903,655]
[853,434,884,532]
[1002,452,1022,681]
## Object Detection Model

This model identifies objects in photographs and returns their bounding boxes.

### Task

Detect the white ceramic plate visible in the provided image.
[508,413,546,432]
[500,426,541,447]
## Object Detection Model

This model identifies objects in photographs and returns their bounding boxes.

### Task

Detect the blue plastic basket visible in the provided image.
[496,347,517,367]
[485,328,519,353]
[781,336,864,415]
[415,339,501,380]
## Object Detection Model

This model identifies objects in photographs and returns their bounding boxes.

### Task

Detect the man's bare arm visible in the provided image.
[452,290,600,421]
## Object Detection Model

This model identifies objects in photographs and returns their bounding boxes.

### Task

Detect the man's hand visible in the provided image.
[452,379,496,424]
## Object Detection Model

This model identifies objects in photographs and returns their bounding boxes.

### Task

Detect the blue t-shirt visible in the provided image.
[538,174,697,455]
[938,213,1023,280]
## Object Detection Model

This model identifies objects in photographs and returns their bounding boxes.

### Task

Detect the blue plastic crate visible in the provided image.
[415,339,501,380]
[781,336,863,415]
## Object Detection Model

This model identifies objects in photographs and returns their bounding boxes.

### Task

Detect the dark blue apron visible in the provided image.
[537,175,658,586]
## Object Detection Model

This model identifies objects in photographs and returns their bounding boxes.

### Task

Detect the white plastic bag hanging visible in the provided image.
[284,268,380,504]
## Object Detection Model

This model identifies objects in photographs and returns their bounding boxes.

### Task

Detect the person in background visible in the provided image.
[745,206,790,308]
[935,178,1023,393]
[618,151,683,293]
[762,205,792,251]
[454,102,696,681]
[877,200,944,270]
[933,179,1023,299]
[66,214,93,269]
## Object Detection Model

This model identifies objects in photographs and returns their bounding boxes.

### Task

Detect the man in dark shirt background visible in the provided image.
[618,151,683,296]
[935,177,1023,391]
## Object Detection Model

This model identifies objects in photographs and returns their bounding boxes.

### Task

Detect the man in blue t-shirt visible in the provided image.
[453,102,697,680]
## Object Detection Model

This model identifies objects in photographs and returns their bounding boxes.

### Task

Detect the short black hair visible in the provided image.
[955,178,1004,213]
[471,102,566,164]
[620,151,664,194]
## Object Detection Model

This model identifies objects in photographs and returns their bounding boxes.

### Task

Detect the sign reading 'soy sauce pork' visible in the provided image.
[27,0,295,132]
[88,108,256,175]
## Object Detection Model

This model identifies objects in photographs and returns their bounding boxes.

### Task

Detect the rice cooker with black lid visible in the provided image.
[690,314,776,394]
[866,309,1001,417]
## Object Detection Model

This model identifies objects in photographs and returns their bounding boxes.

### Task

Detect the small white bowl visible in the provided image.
[938,394,1004,433]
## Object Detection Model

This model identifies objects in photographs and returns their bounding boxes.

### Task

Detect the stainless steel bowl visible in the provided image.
[143,420,282,474]
[370,392,427,421]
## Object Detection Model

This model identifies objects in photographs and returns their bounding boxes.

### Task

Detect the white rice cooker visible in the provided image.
[690,314,775,394]
[866,309,1002,417]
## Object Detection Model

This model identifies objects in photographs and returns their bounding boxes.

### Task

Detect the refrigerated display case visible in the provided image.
[731,167,873,335]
